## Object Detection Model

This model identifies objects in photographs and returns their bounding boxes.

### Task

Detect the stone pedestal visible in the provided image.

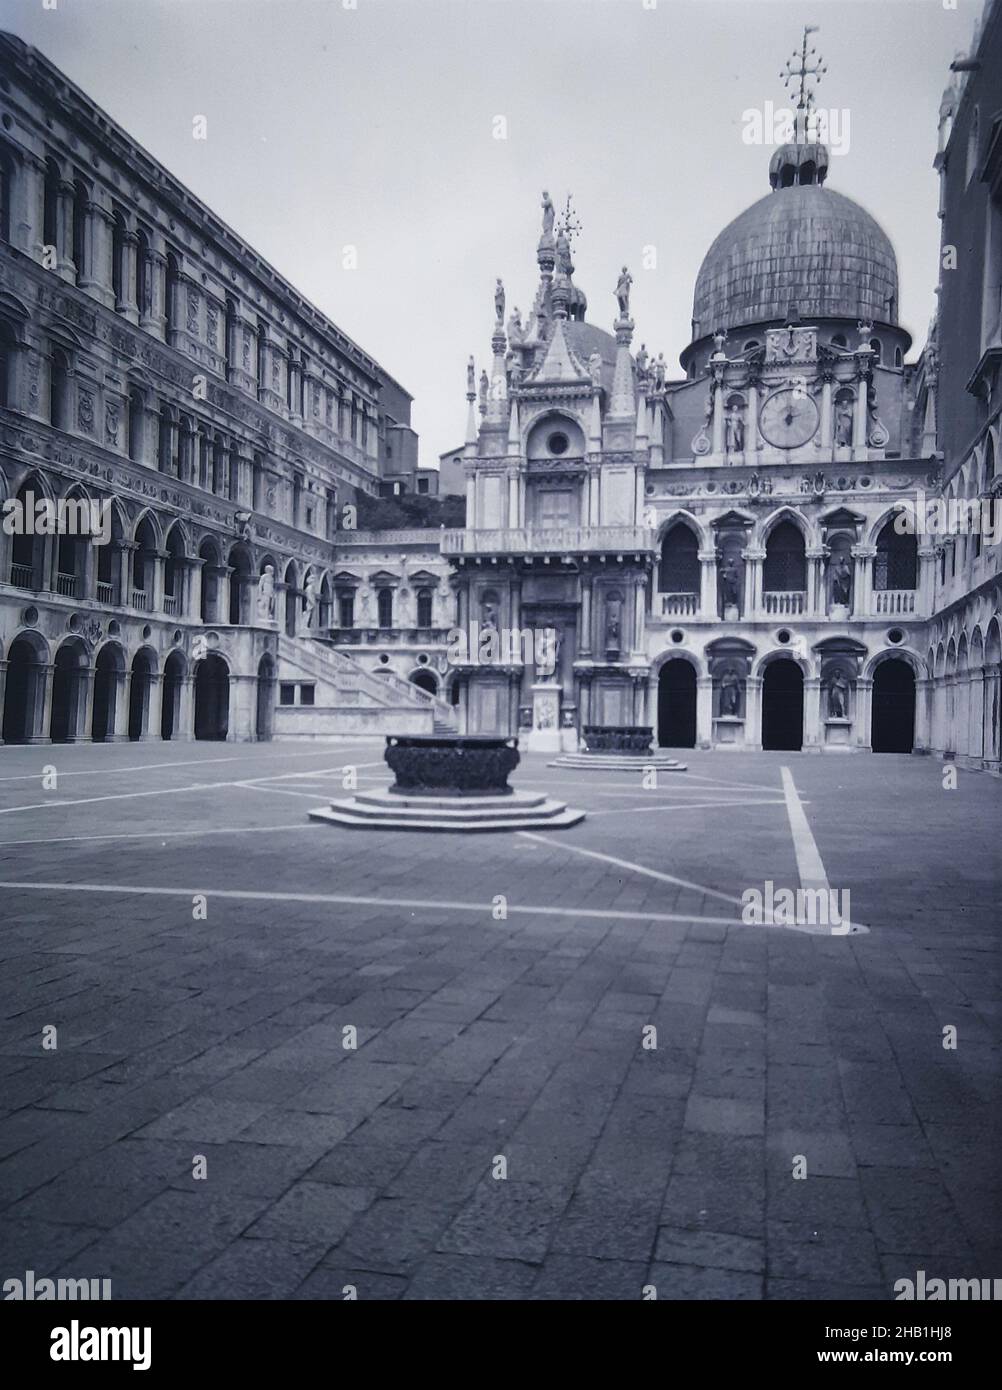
[527,682,562,753]
[824,716,853,749]
[713,714,745,747]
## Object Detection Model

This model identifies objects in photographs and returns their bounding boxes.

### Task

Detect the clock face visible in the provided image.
[759,388,820,449]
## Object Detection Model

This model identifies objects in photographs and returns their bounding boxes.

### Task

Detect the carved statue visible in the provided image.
[713,329,727,356]
[256,564,275,621]
[478,369,489,412]
[588,352,603,389]
[835,397,854,447]
[541,190,555,236]
[615,266,632,318]
[857,320,874,350]
[539,625,562,681]
[725,401,745,453]
[604,593,622,649]
[302,573,318,629]
[653,352,666,388]
[719,554,742,611]
[828,669,849,719]
[635,343,649,379]
[719,669,741,717]
[830,552,853,607]
[480,597,498,631]
[494,278,505,325]
[507,308,523,345]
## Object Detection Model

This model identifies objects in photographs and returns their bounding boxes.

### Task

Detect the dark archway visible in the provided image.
[194,654,229,741]
[2,637,44,744]
[657,659,697,748]
[872,659,916,753]
[764,520,807,592]
[762,660,804,751]
[256,654,275,741]
[128,649,155,741]
[284,563,298,637]
[50,641,86,743]
[92,644,123,742]
[409,669,438,696]
[161,650,185,741]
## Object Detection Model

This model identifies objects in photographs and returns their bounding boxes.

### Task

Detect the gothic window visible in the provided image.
[338,591,354,628]
[874,518,917,590]
[71,178,89,285]
[377,587,393,628]
[869,338,883,364]
[763,521,806,592]
[659,523,700,593]
[416,588,433,628]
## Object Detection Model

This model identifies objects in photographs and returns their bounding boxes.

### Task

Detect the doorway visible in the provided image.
[762,660,804,751]
[657,659,697,748]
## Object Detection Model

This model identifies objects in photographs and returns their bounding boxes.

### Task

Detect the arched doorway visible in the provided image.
[762,660,804,750]
[161,650,185,741]
[50,641,86,743]
[256,654,275,741]
[872,659,916,753]
[194,654,229,740]
[128,649,156,741]
[92,644,123,742]
[409,669,438,696]
[657,659,696,748]
[2,636,44,743]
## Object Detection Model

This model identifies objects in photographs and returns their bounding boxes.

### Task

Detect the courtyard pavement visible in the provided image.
[0,738,998,1300]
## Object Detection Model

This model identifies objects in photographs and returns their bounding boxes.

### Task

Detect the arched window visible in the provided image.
[253,453,265,511]
[212,437,226,495]
[71,178,89,286]
[111,211,127,305]
[743,340,760,353]
[874,518,917,590]
[0,320,15,410]
[869,338,883,364]
[659,523,700,594]
[831,333,847,349]
[894,346,903,368]
[377,587,393,629]
[985,437,996,483]
[416,588,433,628]
[43,158,60,260]
[136,228,153,318]
[0,144,14,244]
[158,405,174,474]
[225,297,237,376]
[132,517,157,609]
[165,252,180,336]
[763,520,806,591]
[128,388,145,462]
[50,347,70,428]
[338,589,354,629]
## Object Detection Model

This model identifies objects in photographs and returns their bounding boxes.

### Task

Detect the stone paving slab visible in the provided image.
[0,741,998,1298]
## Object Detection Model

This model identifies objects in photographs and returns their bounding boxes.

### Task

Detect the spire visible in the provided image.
[608,266,636,420]
[464,355,478,455]
[771,26,829,188]
[781,24,827,145]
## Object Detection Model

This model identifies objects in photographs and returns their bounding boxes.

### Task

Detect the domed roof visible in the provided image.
[564,319,618,368]
[691,181,899,340]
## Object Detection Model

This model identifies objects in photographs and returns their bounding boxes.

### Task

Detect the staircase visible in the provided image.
[274,634,457,738]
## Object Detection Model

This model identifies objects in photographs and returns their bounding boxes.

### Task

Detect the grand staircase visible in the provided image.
[274,633,457,739]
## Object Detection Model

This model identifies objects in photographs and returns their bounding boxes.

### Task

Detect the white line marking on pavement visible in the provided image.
[516,832,746,907]
[588,798,788,818]
[0,824,320,848]
[0,878,745,929]
[780,765,869,935]
[0,747,384,783]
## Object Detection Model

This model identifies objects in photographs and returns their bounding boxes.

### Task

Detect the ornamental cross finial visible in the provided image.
[558,194,582,247]
[781,25,827,142]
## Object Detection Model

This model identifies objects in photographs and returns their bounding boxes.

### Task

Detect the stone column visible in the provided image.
[742,549,764,620]
[806,547,825,618]
[465,476,477,530]
[57,179,76,281]
[803,674,822,752]
[146,250,167,338]
[985,663,1002,765]
[507,471,519,529]
[711,380,725,456]
[852,545,876,616]
[70,667,97,743]
[746,383,759,454]
[698,550,718,620]
[696,674,714,748]
[854,676,873,751]
[917,546,936,617]
[588,466,601,525]
[118,541,136,608]
[579,576,593,656]
[744,674,762,751]
[19,153,45,261]
[178,676,196,741]
[820,373,833,450]
[852,377,868,458]
[31,663,55,744]
[119,231,140,323]
[633,576,646,656]
[914,677,932,754]
[82,201,116,308]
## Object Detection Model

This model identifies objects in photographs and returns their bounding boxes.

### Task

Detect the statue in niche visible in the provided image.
[604,592,623,650]
[302,573,318,630]
[494,278,505,325]
[480,596,499,631]
[719,669,741,717]
[830,552,853,608]
[719,554,742,612]
[828,669,849,719]
[256,564,276,621]
[541,190,555,236]
[835,397,854,447]
[725,400,745,453]
[615,266,632,318]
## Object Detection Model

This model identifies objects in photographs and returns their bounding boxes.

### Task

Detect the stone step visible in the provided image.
[308,789,585,832]
[549,753,688,770]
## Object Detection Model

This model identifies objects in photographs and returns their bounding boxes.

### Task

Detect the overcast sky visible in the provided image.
[4,0,980,467]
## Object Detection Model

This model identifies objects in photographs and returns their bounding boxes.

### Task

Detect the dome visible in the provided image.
[691,182,899,342]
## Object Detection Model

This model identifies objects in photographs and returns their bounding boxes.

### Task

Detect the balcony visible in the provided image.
[96,581,114,604]
[763,590,806,616]
[660,592,699,618]
[131,588,151,611]
[872,589,916,615]
[9,563,34,590]
[56,572,79,598]
[164,594,180,616]
[332,626,452,647]
[441,525,654,557]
